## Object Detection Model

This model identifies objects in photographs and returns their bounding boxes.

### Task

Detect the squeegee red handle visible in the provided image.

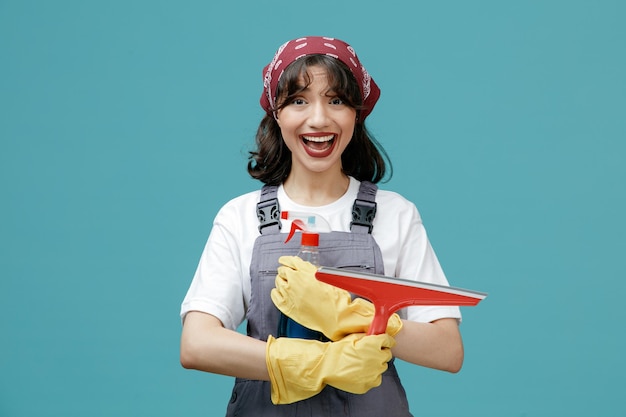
[315,269,485,335]
[369,303,392,335]
[315,270,404,335]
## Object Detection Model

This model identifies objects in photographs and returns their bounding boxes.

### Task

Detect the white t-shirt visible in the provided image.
[181,177,461,331]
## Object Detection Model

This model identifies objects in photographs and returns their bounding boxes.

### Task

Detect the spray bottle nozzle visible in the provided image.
[282,211,329,246]
[285,219,320,246]
[284,219,320,246]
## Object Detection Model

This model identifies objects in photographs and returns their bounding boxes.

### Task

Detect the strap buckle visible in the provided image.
[351,199,377,234]
[256,197,281,234]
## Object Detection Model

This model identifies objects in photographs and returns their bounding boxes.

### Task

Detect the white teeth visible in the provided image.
[302,135,334,142]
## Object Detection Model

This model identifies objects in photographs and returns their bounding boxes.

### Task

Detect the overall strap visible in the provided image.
[351,181,378,234]
[256,185,281,234]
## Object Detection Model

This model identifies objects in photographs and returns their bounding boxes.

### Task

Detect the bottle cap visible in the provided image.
[301,232,319,247]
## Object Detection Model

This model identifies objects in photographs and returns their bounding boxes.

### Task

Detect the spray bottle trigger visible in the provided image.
[285,219,306,243]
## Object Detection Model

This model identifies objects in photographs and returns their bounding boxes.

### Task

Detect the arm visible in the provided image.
[386,199,464,372]
[392,318,463,373]
[180,310,395,405]
[180,311,270,381]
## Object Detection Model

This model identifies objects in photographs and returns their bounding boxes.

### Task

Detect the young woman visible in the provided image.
[180,36,463,416]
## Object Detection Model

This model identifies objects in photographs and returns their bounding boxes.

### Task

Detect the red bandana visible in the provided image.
[260,36,380,120]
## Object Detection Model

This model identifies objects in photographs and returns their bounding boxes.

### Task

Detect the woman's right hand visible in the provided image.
[271,256,402,340]
[266,332,395,404]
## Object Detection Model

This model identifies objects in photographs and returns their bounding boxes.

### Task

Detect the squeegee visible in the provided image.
[315,267,487,335]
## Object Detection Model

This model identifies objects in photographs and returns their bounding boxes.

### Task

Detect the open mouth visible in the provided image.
[301,134,335,152]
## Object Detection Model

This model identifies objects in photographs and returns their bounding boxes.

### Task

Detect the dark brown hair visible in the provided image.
[247,54,392,185]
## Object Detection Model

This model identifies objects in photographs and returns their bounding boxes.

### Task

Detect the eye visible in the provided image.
[330,97,344,105]
[291,98,306,105]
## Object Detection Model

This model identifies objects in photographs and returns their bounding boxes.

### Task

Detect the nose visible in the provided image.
[307,101,330,128]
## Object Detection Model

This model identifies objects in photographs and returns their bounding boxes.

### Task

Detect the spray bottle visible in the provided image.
[276,212,330,340]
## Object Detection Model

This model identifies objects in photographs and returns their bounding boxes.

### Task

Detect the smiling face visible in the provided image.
[275,65,357,179]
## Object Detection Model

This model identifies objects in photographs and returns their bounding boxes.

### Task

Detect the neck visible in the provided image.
[283,170,350,206]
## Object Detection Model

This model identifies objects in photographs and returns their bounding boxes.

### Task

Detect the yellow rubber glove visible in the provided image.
[266,333,394,404]
[271,256,403,341]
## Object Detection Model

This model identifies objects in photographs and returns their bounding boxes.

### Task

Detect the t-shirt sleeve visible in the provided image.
[389,199,462,323]
[180,204,247,331]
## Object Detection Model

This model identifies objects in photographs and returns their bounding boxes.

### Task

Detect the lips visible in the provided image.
[301,133,336,158]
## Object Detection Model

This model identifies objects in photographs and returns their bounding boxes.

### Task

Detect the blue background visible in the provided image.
[1,1,624,416]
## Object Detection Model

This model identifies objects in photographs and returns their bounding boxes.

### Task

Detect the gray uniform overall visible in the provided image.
[225,182,413,417]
